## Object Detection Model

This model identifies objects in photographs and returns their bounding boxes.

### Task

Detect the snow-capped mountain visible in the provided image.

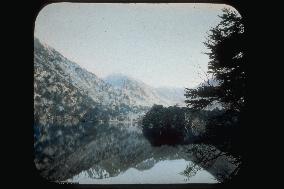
[36,38,169,130]
[34,38,99,127]
[104,74,169,107]
[104,74,186,107]
[35,39,128,109]
[34,37,187,127]
[34,38,151,179]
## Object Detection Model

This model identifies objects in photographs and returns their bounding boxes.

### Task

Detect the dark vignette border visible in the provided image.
[31,0,249,188]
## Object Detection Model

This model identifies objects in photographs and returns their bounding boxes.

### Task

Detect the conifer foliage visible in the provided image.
[185,9,246,112]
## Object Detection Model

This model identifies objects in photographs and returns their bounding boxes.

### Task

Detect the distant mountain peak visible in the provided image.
[104,73,186,107]
[104,73,146,88]
[35,39,186,110]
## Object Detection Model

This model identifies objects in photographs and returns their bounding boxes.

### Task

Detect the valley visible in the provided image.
[34,38,239,184]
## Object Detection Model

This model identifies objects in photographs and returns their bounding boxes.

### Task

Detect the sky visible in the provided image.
[34,3,237,88]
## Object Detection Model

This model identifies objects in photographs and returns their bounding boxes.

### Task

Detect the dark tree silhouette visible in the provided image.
[141,105,188,146]
[184,9,246,180]
[185,8,246,112]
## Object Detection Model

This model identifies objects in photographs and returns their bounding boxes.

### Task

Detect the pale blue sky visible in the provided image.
[35,3,237,88]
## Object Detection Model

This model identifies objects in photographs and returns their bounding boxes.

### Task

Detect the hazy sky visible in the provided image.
[35,3,237,88]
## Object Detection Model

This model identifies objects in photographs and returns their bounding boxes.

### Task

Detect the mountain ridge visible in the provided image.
[35,37,187,129]
[104,73,186,106]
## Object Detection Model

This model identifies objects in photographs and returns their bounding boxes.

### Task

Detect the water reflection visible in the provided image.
[59,122,217,183]
[67,159,218,184]
[36,121,219,183]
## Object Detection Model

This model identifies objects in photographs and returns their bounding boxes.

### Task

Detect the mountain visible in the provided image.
[34,38,157,179]
[104,74,171,107]
[34,37,107,179]
[104,74,186,107]
[34,38,175,179]
[35,37,188,121]
[35,38,155,124]
[34,38,99,127]
[35,40,126,108]
[103,73,133,89]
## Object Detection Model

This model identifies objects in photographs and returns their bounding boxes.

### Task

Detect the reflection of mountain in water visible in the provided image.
[135,157,157,171]
[36,121,237,183]
[37,122,152,181]
[68,159,218,184]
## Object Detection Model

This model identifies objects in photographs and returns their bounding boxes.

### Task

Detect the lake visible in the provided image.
[48,122,218,184]
[67,158,218,184]
[35,121,222,183]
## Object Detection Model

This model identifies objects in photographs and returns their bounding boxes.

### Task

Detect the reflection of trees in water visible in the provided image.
[181,144,240,183]
[81,144,188,180]
[35,122,238,182]
[180,161,202,181]
[66,124,186,180]
[36,122,153,181]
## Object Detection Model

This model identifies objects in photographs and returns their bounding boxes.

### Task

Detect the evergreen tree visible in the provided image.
[184,9,246,170]
[141,105,189,146]
[185,8,246,112]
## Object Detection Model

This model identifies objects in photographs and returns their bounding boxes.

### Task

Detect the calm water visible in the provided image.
[58,122,219,184]
[67,158,218,184]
